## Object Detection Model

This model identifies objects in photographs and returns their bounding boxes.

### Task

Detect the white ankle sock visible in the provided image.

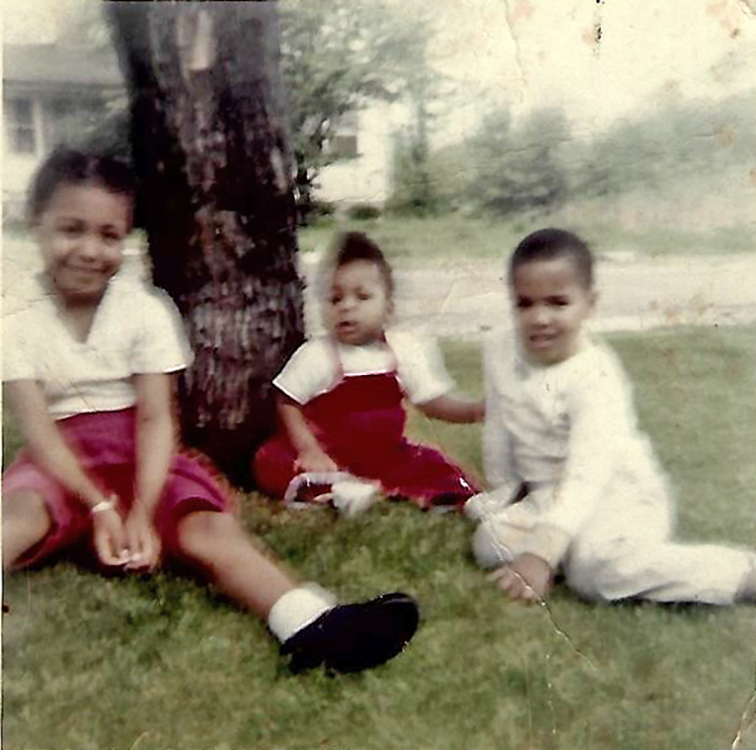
[267,583,337,642]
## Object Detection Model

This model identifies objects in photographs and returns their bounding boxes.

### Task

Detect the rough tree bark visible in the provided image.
[108,2,304,485]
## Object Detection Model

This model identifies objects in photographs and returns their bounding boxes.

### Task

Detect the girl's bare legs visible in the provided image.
[3,504,419,673]
[2,490,52,570]
[175,510,419,673]
[175,511,297,618]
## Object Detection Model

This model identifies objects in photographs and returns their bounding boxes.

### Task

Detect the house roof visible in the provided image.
[3,43,124,90]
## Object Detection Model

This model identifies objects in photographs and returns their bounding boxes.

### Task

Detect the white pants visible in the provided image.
[473,477,756,606]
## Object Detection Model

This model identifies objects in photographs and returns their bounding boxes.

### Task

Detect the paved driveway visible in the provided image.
[4,237,755,338]
[303,253,756,337]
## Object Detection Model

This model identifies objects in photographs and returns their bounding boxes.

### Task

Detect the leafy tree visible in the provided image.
[385,44,442,215]
[388,126,436,216]
[71,0,434,220]
[278,0,434,220]
[573,90,756,199]
[460,107,571,216]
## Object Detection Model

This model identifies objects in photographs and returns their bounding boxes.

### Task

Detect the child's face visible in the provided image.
[36,182,132,305]
[327,260,392,345]
[510,256,596,366]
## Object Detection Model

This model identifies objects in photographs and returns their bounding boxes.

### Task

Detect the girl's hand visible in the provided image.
[124,503,161,571]
[278,395,339,474]
[489,554,553,603]
[295,447,339,475]
[92,506,131,567]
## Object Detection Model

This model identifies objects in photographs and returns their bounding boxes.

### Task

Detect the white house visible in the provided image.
[2,42,402,219]
[2,43,125,220]
[315,102,410,207]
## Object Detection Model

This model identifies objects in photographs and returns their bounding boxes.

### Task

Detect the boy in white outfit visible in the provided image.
[467,228,756,605]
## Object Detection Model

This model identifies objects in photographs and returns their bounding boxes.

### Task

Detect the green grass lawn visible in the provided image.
[297,213,755,265]
[3,328,756,750]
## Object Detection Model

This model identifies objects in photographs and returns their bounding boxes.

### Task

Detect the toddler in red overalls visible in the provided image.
[254,232,484,514]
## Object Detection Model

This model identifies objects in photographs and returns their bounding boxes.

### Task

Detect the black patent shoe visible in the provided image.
[281,592,419,674]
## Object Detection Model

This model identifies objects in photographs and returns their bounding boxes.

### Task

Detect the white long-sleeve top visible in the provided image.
[482,328,663,565]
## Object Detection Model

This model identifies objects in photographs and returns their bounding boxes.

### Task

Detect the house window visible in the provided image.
[45,97,100,149]
[330,134,358,157]
[5,98,37,154]
[328,111,359,157]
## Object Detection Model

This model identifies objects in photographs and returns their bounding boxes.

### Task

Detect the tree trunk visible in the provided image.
[108,2,304,486]
[294,155,314,225]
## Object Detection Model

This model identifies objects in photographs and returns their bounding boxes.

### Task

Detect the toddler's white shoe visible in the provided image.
[464,483,524,522]
[284,472,353,508]
[464,492,503,522]
[331,479,380,518]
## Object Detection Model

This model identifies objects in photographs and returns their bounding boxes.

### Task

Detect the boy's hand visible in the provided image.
[490,554,553,603]
[124,503,161,571]
[295,447,339,475]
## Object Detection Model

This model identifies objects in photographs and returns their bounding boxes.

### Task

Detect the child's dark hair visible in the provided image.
[330,231,394,298]
[27,147,137,224]
[509,228,594,289]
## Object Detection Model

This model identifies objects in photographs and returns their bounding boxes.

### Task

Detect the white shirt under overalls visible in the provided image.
[274,330,455,406]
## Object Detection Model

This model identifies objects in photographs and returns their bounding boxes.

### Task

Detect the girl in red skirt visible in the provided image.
[2,148,419,674]
[254,232,483,514]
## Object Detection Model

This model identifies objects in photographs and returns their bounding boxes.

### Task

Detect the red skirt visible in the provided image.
[2,408,236,567]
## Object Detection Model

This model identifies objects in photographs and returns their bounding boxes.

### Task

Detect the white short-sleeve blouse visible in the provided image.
[3,273,192,420]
